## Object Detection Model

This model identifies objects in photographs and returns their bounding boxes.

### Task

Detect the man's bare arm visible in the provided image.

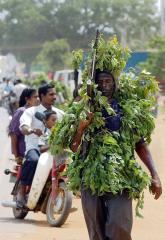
[10,133,18,157]
[70,112,93,152]
[39,145,49,153]
[70,126,85,152]
[135,142,162,199]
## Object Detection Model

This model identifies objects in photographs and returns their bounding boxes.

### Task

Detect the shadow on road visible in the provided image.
[0,207,78,228]
[69,207,78,213]
[0,217,49,228]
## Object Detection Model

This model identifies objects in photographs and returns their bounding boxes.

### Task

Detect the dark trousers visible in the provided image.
[81,188,133,240]
[20,149,40,186]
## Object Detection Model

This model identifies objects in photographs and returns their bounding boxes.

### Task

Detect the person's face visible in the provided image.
[27,91,39,107]
[41,88,56,106]
[97,73,115,98]
[45,114,57,129]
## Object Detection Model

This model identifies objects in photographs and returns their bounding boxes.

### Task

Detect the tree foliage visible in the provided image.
[140,36,165,82]
[0,0,160,67]
[35,39,71,71]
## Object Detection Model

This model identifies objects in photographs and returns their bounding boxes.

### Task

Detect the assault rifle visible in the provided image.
[87,29,100,108]
[73,69,79,99]
[79,30,100,160]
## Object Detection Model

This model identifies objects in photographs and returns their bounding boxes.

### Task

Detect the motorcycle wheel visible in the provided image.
[46,181,72,227]
[12,184,28,219]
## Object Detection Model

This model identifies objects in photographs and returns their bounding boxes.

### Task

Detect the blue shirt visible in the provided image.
[80,99,122,161]
[102,99,122,132]
[4,84,13,93]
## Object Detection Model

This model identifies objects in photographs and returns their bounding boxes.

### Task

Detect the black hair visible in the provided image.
[14,79,22,85]
[19,88,36,107]
[38,83,54,101]
[44,110,56,121]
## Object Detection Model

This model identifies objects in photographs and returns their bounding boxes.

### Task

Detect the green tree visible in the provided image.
[110,0,159,49]
[0,0,61,67]
[140,36,165,82]
[0,0,160,68]
[35,39,71,71]
[55,0,159,50]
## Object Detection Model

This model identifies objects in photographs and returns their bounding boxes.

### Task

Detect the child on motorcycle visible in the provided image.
[38,110,57,153]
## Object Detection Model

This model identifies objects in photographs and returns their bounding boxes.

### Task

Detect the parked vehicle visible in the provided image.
[54,69,82,92]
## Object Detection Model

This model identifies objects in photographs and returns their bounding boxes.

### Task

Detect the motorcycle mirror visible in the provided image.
[34,112,46,122]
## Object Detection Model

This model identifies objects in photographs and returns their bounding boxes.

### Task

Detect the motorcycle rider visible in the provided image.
[8,88,38,164]
[18,83,64,207]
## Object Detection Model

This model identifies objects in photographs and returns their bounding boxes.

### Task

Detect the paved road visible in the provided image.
[0,101,165,240]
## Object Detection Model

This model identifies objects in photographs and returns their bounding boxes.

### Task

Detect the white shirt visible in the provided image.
[13,83,27,100]
[20,104,64,154]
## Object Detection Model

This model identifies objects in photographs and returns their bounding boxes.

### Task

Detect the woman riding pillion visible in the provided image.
[8,88,38,164]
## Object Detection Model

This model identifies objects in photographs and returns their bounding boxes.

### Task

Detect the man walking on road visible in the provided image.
[71,69,162,240]
[50,35,162,240]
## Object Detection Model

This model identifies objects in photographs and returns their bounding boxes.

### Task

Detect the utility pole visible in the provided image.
[160,0,165,35]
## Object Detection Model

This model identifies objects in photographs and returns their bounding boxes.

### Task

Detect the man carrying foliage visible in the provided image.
[49,35,162,240]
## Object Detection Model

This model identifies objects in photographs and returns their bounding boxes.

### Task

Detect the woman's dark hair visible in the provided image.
[38,83,54,101]
[19,88,36,107]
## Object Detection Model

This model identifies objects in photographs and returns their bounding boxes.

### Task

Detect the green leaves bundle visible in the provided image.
[49,36,158,216]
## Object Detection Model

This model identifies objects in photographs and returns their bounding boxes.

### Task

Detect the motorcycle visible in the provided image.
[1,112,73,227]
